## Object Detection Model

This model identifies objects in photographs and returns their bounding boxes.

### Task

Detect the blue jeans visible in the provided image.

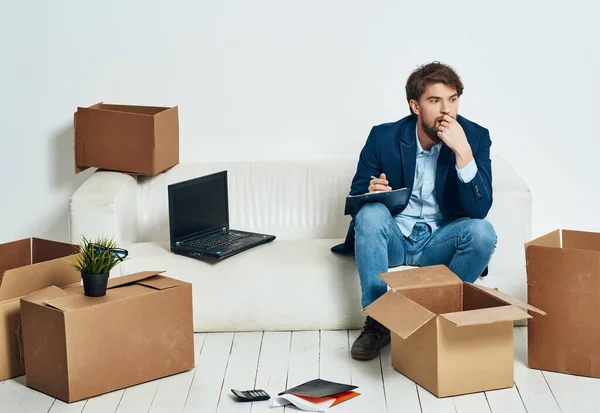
[354,202,497,308]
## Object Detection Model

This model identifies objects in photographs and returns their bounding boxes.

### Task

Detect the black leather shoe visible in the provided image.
[351,316,391,360]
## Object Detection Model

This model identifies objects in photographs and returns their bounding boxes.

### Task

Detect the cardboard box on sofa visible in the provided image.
[526,229,600,377]
[0,238,79,381]
[364,265,545,398]
[20,271,194,403]
[74,102,179,176]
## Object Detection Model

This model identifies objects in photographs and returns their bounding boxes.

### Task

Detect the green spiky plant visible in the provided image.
[68,235,126,275]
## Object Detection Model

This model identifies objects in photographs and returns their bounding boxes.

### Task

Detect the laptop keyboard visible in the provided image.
[187,232,252,250]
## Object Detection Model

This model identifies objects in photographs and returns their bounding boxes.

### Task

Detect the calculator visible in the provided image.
[231,389,270,402]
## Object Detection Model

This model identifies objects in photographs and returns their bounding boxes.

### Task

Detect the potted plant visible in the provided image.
[68,236,129,297]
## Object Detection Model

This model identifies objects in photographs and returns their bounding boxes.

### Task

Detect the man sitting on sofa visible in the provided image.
[332,61,497,360]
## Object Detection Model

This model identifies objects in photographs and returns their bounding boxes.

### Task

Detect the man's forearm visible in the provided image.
[455,145,474,169]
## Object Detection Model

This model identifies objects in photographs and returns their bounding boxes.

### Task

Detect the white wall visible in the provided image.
[1,0,599,244]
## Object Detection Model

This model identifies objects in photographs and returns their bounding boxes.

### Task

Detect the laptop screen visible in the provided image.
[168,171,229,242]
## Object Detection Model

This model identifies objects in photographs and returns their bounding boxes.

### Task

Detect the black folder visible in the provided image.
[279,379,358,398]
[344,187,410,216]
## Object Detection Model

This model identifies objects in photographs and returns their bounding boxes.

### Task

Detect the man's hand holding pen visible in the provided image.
[368,174,392,193]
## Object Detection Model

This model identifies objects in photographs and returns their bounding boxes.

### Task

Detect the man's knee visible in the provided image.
[355,203,389,237]
[465,219,497,254]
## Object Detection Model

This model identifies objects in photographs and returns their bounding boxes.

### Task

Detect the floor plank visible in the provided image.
[81,390,124,413]
[0,376,33,412]
[149,369,196,413]
[319,330,353,413]
[284,331,320,413]
[347,329,387,413]
[216,332,263,413]
[47,399,87,413]
[379,341,421,413]
[183,333,234,413]
[319,330,351,384]
[417,385,455,413]
[14,387,55,413]
[512,327,560,413]
[484,387,527,413]
[577,375,600,413]
[114,380,161,413]
[453,393,491,413]
[147,334,207,413]
[542,370,597,413]
[577,374,600,390]
[251,331,291,413]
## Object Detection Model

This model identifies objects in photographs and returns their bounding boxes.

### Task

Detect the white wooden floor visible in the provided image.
[2,327,599,413]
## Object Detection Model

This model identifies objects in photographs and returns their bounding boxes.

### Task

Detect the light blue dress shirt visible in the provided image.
[394,125,478,237]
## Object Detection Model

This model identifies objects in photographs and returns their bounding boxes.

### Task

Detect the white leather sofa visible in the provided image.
[69,155,531,332]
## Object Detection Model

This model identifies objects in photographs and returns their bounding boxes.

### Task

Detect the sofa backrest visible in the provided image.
[136,159,357,242]
[135,154,529,243]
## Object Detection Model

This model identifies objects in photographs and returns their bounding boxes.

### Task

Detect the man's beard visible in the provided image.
[421,117,442,143]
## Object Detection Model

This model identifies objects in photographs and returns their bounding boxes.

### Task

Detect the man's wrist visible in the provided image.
[455,146,474,169]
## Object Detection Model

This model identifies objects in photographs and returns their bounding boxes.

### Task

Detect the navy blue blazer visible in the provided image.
[332,114,493,255]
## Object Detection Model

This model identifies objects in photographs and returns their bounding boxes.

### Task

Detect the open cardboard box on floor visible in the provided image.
[364,265,545,398]
[0,238,80,381]
[526,229,600,378]
[20,270,194,403]
[74,102,179,176]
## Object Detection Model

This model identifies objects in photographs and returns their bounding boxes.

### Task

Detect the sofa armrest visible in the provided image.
[488,154,532,245]
[480,154,532,301]
[69,171,138,245]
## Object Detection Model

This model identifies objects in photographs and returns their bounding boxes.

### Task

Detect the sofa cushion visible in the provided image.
[116,239,365,331]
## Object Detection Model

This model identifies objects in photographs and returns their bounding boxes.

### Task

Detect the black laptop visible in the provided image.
[168,171,276,260]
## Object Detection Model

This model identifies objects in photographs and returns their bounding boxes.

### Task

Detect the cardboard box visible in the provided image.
[526,229,600,377]
[20,271,194,403]
[0,238,80,381]
[364,265,544,397]
[74,102,179,176]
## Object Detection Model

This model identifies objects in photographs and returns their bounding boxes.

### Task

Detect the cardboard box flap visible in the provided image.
[99,103,169,115]
[0,239,31,281]
[74,106,89,173]
[21,286,71,305]
[43,294,103,312]
[137,276,183,290]
[62,284,84,295]
[107,271,165,289]
[43,282,168,312]
[469,284,546,315]
[441,306,531,327]
[0,256,80,302]
[31,238,78,264]
[563,229,600,252]
[525,229,561,249]
[379,265,461,291]
[363,290,436,339]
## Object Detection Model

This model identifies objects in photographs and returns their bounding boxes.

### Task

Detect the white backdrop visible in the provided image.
[1,0,599,244]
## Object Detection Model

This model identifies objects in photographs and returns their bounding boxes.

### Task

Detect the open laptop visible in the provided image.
[168,171,276,260]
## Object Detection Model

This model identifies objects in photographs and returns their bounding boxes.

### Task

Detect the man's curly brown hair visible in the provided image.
[405,61,464,116]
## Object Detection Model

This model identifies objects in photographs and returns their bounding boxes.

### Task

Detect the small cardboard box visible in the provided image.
[364,265,545,397]
[526,229,600,377]
[0,238,80,381]
[20,271,194,403]
[74,102,179,176]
